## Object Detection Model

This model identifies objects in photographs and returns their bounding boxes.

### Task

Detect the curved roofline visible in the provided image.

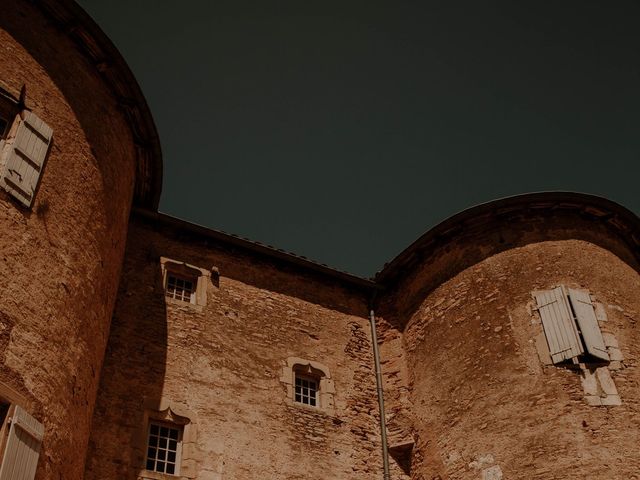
[35,0,163,209]
[375,191,640,285]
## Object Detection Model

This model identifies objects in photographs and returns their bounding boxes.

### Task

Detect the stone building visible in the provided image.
[0,1,639,479]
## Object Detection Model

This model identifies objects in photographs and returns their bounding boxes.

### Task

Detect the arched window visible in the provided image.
[160,257,211,307]
[280,357,335,415]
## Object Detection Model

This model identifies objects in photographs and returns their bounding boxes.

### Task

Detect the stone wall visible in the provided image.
[0,1,138,477]
[84,214,383,479]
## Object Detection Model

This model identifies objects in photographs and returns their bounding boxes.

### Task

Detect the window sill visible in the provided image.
[138,471,183,480]
[164,297,203,312]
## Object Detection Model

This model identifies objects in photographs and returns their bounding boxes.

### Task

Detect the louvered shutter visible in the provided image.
[535,287,584,363]
[0,405,43,480]
[1,111,52,207]
[568,288,609,361]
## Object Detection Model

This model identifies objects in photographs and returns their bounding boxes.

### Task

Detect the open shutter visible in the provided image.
[568,288,609,361]
[0,405,43,480]
[535,287,584,363]
[1,111,52,208]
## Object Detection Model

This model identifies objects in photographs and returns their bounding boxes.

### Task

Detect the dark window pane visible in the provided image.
[156,461,165,472]
[166,463,175,474]
[158,437,167,448]
[169,428,178,440]
[149,435,158,447]
[168,450,176,462]
[146,459,155,470]
[147,447,156,458]
[169,439,177,450]
[150,424,159,435]
[160,426,169,437]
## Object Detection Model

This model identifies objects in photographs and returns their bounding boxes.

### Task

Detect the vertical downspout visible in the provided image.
[369,295,391,480]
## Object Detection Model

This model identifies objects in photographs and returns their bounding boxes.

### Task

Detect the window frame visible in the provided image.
[138,403,197,480]
[160,257,211,308]
[165,273,196,304]
[280,357,335,415]
[144,420,183,476]
[294,372,319,407]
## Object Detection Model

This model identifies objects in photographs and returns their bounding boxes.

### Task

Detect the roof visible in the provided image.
[375,191,640,286]
[132,208,379,292]
[36,0,163,209]
[135,192,640,293]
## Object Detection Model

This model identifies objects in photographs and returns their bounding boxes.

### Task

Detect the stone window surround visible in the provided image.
[136,399,198,480]
[160,257,210,308]
[280,357,335,415]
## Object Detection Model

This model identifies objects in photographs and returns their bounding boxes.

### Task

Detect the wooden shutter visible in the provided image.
[534,287,584,363]
[568,288,610,361]
[0,405,44,480]
[1,111,53,207]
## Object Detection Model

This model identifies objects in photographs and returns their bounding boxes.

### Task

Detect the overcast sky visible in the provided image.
[79,1,640,277]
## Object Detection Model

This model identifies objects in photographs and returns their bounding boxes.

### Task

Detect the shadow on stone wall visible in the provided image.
[84,235,169,479]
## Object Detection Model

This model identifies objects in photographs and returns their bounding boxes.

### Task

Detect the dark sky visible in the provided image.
[78,1,640,277]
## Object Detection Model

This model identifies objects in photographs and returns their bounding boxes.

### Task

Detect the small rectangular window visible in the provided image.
[165,274,195,303]
[295,375,318,407]
[145,421,182,476]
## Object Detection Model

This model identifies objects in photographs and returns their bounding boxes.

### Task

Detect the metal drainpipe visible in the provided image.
[369,299,391,480]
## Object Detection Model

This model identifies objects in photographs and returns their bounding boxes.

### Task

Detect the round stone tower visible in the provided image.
[0,1,160,478]
[378,192,640,479]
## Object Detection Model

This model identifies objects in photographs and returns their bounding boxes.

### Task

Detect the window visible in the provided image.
[533,286,623,406]
[165,274,195,303]
[145,421,182,476]
[280,357,335,415]
[295,374,318,407]
[0,109,52,208]
[534,285,608,364]
[0,91,19,141]
[0,401,43,480]
[140,404,196,479]
[160,257,212,308]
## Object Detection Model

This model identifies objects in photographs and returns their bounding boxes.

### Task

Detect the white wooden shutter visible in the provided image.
[535,287,584,363]
[1,111,52,208]
[0,405,43,480]
[568,288,609,361]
